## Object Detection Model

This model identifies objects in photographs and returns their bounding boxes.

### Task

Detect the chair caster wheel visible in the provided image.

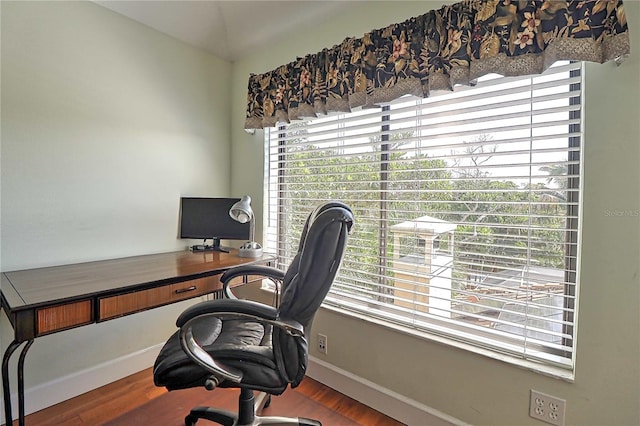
[299,418,321,426]
[185,414,198,426]
[264,394,272,408]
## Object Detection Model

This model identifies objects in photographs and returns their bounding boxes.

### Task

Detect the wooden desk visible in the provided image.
[1,249,275,426]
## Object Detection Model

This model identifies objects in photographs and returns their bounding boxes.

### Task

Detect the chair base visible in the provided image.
[184,389,321,426]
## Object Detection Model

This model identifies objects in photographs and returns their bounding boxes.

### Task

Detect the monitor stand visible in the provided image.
[191,238,229,253]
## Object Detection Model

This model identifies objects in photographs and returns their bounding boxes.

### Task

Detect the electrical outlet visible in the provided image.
[530,390,566,426]
[317,334,327,354]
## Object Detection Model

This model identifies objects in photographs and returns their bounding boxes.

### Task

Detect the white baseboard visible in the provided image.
[1,343,163,425]
[307,356,468,426]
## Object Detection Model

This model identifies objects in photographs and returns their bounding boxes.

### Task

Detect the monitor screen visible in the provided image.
[179,197,251,243]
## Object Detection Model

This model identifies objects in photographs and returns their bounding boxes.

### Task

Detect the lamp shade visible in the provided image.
[228,195,262,258]
[229,195,253,223]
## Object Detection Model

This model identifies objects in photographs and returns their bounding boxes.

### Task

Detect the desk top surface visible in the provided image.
[1,250,276,311]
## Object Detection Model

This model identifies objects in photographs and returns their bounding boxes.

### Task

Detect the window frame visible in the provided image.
[263,62,584,379]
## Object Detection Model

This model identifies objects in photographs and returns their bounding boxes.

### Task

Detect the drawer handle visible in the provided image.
[175,285,197,294]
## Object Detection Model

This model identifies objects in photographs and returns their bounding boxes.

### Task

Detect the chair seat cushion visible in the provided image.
[153,317,288,394]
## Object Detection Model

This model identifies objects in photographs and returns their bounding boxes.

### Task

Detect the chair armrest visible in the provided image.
[220,265,285,300]
[177,299,304,384]
[220,265,285,283]
[177,299,277,326]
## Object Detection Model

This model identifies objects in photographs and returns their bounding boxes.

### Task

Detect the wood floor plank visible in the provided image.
[13,368,403,426]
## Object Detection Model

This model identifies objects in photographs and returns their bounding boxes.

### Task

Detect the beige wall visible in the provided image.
[2,1,232,270]
[0,0,232,418]
[231,2,640,425]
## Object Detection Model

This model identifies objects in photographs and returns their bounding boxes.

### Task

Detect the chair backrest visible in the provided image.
[272,201,353,384]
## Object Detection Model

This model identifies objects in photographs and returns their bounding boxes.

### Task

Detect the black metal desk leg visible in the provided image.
[17,340,34,426]
[2,339,33,426]
[2,339,22,426]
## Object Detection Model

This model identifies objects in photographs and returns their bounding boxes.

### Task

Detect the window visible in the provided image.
[265,61,582,375]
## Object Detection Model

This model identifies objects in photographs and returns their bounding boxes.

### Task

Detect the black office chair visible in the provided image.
[153,201,354,426]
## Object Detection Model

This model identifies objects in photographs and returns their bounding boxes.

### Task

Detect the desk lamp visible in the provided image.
[229,195,263,257]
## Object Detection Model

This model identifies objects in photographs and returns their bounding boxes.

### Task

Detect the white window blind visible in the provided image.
[265,61,582,372]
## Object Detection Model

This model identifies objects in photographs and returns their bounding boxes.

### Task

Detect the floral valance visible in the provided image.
[245,0,630,129]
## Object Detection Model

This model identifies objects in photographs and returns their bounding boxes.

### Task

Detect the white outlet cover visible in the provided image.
[529,390,566,426]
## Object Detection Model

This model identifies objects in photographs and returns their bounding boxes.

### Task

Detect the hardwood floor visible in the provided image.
[15,368,403,425]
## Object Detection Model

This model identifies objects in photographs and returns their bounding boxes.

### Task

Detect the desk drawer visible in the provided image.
[171,276,221,302]
[37,299,93,335]
[98,275,222,321]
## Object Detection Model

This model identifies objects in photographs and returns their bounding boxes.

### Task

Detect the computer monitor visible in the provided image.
[179,197,251,252]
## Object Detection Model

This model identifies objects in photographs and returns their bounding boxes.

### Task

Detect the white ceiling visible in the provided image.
[93,1,358,62]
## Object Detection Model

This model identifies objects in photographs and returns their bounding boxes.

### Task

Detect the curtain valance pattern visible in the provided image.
[245,0,630,129]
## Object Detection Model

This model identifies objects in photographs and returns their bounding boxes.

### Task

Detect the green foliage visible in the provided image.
[275,129,570,302]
